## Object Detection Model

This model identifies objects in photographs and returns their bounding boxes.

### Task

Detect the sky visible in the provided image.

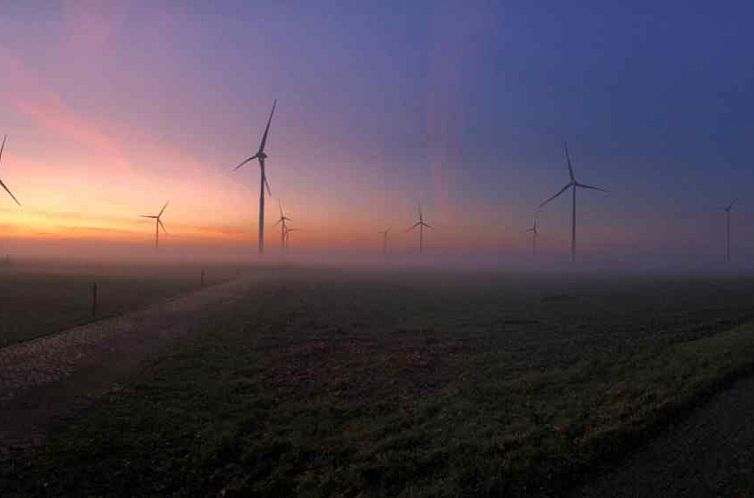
[1,1,754,265]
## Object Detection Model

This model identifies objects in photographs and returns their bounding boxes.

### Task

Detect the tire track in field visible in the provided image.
[0,275,259,453]
[575,374,754,497]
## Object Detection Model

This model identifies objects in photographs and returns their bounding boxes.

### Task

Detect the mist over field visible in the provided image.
[1,239,752,276]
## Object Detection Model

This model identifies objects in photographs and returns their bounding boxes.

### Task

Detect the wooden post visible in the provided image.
[91,282,98,317]
[201,269,205,287]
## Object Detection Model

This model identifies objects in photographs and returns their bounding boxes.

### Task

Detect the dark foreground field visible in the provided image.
[4,267,754,496]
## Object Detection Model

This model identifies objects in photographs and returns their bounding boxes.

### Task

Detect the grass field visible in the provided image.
[4,268,754,496]
[0,262,239,347]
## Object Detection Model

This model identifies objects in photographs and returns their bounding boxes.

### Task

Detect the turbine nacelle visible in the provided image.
[274,215,292,226]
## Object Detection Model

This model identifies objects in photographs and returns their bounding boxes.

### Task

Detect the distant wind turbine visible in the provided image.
[284,226,301,251]
[0,135,21,206]
[232,99,277,255]
[407,203,432,254]
[140,201,168,249]
[524,220,538,256]
[723,199,736,263]
[274,200,292,251]
[539,142,606,262]
[379,227,391,255]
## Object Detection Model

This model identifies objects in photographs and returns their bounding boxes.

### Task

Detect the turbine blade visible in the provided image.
[259,156,272,196]
[279,199,284,217]
[158,200,169,217]
[406,222,421,232]
[538,183,571,208]
[233,154,259,171]
[564,142,575,181]
[140,215,157,218]
[264,176,272,197]
[0,178,21,207]
[575,182,607,192]
[0,136,20,207]
[158,218,168,234]
[259,99,277,153]
[423,222,432,229]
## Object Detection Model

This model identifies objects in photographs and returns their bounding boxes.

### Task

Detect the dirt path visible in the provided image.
[575,375,754,497]
[0,276,258,454]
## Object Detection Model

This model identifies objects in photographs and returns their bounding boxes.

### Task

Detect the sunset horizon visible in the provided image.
[3,2,753,267]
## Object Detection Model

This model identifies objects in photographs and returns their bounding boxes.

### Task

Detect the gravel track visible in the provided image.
[0,276,257,453]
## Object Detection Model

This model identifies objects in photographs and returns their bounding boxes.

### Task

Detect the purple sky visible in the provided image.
[1,1,753,265]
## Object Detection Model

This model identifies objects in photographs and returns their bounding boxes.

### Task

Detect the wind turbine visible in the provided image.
[0,135,21,207]
[539,142,606,262]
[283,226,301,251]
[524,219,538,256]
[274,200,292,251]
[379,227,391,255]
[232,99,277,255]
[140,201,168,249]
[407,203,431,254]
[723,199,736,263]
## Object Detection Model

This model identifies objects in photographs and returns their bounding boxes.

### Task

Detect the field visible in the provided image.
[0,262,239,347]
[4,267,754,496]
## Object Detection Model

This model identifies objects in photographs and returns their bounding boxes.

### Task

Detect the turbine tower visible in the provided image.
[524,220,538,256]
[140,201,168,249]
[723,199,736,263]
[539,142,606,262]
[407,203,432,254]
[233,99,277,255]
[0,135,21,207]
[274,200,292,251]
[379,227,391,255]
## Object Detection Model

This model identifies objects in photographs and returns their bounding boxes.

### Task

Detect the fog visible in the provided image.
[1,236,752,279]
